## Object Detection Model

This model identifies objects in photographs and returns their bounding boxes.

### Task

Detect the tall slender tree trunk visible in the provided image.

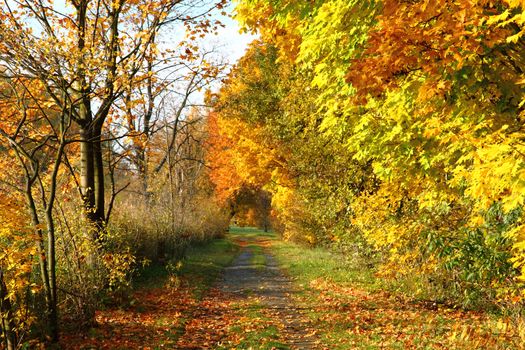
[44,139,66,343]
[25,182,58,342]
[93,121,105,230]
[79,126,99,239]
[0,269,17,350]
[142,153,149,200]
[76,0,105,240]
[10,137,60,342]
[79,124,107,241]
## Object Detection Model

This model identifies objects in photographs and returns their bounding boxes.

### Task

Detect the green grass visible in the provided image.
[269,239,385,348]
[265,233,522,349]
[228,226,278,239]
[180,238,240,296]
[134,237,240,294]
[271,240,380,291]
[133,263,171,289]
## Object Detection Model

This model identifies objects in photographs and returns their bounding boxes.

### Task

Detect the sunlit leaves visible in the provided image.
[229,0,525,305]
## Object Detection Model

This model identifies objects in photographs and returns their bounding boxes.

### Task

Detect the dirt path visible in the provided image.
[221,241,318,348]
[177,236,321,349]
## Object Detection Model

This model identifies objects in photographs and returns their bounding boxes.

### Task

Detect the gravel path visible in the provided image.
[219,238,319,349]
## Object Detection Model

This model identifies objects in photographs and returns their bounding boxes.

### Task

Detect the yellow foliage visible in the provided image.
[0,194,37,335]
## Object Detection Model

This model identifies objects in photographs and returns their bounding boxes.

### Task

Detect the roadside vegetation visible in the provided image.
[68,228,524,349]
[0,1,229,347]
[60,236,239,349]
[272,237,523,348]
[206,0,525,337]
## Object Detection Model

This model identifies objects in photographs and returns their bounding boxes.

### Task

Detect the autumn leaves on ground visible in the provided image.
[58,228,520,349]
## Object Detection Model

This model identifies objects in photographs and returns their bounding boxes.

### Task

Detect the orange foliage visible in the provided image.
[346,0,511,101]
[206,111,245,204]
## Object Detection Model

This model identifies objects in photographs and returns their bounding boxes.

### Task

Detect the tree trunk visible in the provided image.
[93,121,105,230]
[44,139,66,344]
[0,269,17,350]
[79,126,99,240]
[142,51,154,201]
[25,182,58,342]
[76,1,105,240]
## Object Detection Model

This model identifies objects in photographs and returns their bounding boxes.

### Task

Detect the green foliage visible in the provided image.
[134,235,239,294]
[422,205,521,309]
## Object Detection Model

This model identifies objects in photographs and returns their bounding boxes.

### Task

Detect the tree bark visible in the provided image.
[93,121,105,230]
[24,177,58,342]
[76,0,105,240]
[44,138,66,343]
[79,126,99,240]
[0,269,17,350]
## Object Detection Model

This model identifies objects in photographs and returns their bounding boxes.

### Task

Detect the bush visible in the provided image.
[110,189,229,265]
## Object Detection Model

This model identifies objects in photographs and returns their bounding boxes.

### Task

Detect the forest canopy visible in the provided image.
[207,0,525,312]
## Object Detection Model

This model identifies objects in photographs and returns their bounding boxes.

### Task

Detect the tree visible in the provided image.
[0,0,227,237]
[214,0,525,306]
[0,76,67,343]
[117,40,226,200]
[0,0,227,344]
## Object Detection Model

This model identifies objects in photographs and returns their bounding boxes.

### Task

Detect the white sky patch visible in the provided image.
[209,4,258,66]
[157,2,257,106]
[9,0,254,116]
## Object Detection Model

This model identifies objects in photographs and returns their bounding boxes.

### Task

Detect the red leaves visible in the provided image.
[60,284,196,349]
[60,282,244,349]
[176,289,235,348]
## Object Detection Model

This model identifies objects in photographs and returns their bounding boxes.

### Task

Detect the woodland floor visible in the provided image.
[60,228,522,349]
